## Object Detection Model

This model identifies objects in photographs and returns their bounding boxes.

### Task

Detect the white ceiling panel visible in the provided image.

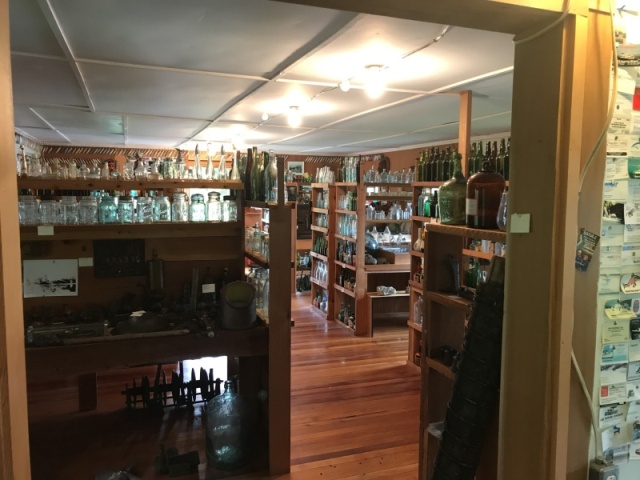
[13,107,50,130]
[126,116,209,138]
[53,0,357,77]
[193,123,313,145]
[64,133,125,146]
[125,136,188,148]
[18,127,69,144]
[11,56,87,107]
[32,108,123,136]
[9,0,65,57]
[80,62,261,119]
[297,146,371,154]
[469,112,512,137]
[276,129,395,147]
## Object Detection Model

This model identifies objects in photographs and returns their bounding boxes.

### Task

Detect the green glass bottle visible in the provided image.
[504,137,511,181]
[468,143,477,176]
[438,152,467,225]
[417,151,425,182]
[474,141,483,175]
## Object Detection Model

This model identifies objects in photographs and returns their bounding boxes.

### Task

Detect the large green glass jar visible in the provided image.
[438,153,467,225]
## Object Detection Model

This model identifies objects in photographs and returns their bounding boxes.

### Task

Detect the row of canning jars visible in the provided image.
[18,191,238,226]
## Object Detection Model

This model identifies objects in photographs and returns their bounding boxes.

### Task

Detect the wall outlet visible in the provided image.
[589,459,619,480]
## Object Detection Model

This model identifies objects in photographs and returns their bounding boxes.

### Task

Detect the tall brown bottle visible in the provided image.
[466,158,506,229]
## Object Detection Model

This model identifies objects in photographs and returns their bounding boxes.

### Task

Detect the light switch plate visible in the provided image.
[78,257,93,267]
[37,225,54,236]
[510,213,531,233]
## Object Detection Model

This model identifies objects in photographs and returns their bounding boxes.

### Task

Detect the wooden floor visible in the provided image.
[27,294,420,479]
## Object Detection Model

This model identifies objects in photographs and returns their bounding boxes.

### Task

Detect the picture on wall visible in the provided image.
[23,259,78,298]
[287,161,304,175]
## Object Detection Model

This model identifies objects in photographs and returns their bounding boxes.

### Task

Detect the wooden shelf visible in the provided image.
[409,279,423,292]
[334,284,356,298]
[427,222,507,243]
[364,182,413,188]
[425,291,473,312]
[310,277,328,289]
[310,225,328,234]
[334,182,358,187]
[309,251,328,262]
[335,209,357,215]
[20,222,242,241]
[245,249,269,268]
[425,357,456,381]
[311,183,330,189]
[364,219,411,225]
[412,181,443,188]
[335,233,357,242]
[412,215,434,223]
[366,194,413,201]
[363,263,410,273]
[334,260,356,271]
[407,320,423,332]
[410,250,425,258]
[367,291,410,299]
[311,207,329,214]
[462,248,494,261]
[17,177,244,192]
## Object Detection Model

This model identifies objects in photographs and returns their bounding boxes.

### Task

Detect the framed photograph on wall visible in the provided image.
[287,161,304,175]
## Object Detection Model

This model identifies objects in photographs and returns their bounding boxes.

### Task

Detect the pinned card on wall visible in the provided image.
[603,319,631,343]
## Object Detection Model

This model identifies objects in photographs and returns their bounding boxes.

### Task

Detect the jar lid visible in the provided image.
[173,192,187,199]
[18,195,36,201]
[137,196,152,203]
[191,193,204,202]
[207,191,220,199]
[120,195,133,202]
[80,196,97,202]
[223,195,236,201]
[61,195,77,202]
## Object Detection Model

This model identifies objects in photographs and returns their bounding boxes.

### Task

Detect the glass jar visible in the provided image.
[79,196,98,225]
[171,192,189,222]
[136,196,154,223]
[60,196,79,225]
[438,153,467,225]
[39,197,59,225]
[189,193,206,222]
[153,195,171,222]
[207,192,222,222]
[117,195,135,224]
[466,159,506,229]
[497,188,508,231]
[222,196,237,222]
[205,379,250,470]
[18,195,39,226]
[98,195,118,224]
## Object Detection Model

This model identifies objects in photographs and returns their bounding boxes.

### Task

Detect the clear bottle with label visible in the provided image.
[153,196,171,222]
[466,159,506,229]
[171,192,189,222]
[189,193,206,222]
[136,196,154,223]
[207,192,222,222]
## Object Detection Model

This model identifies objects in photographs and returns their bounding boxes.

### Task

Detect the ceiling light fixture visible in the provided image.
[261,112,269,121]
[287,106,302,128]
[364,65,385,99]
[339,79,351,92]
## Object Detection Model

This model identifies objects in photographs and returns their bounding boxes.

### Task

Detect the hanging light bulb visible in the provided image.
[339,79,351,92]
[261,112,269,121]
[364,65,385,99]
[287,106,302,128]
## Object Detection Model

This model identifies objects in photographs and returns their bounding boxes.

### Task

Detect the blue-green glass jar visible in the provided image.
[98,195,118,224]
[117,195,135,224]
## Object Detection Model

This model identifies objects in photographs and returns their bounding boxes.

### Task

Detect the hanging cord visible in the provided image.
[513,0,571,45]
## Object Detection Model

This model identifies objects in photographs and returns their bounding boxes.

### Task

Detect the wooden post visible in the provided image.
[0,0,32,476]
[458,91,472,175]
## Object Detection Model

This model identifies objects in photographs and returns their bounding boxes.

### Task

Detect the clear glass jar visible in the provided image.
[171,192,189,222]
[60,196,79,225]
[39,198,59,225]
[153,195,171,222]
[117,195,135,224]
[136,196,154,223]
[18,195,39,226]
[207,192,222,222]
[190,193,206,222]
[98,195,118,224]
[79,196,98,225]
[222,195,237,222]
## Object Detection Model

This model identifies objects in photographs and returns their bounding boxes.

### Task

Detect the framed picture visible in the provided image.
[287,161,304,175]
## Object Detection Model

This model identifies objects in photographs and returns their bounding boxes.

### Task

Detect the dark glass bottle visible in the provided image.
[504,138,511,181]
[438,153,467,225]
[442,146,451,182]
[496,138,506,177]
[434,147,442,182]
[250,147,261,202]
[426,149,434,182]
[491,141,498,172]
[466,159,506,229]
[417,151,424,182]
[244,148,253,200]
[430,190,439,218]
[474,141,484,175]
[468,143,477,176]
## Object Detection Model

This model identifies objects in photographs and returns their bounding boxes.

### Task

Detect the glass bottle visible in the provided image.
[189,193,206,222]
[430,191,439,219]
[497,188,509,231]
[205,379,250,470]
[229,150,241,180]
[438,153,467,225]
[153,195,171,222]
[416,151,424,182]
[243,148,253,200]
[163,157,175,180]
[60,196,79,225]
[207,192,222,222]
[413,295,424,326]
[442,146,451,182]
[98,195,118,224]
[194,144,203,179]
[217,146,228,180]
[175,149,186,179]
[468,143,477,176]
[496,138,506,177]
[18,195,39,226]
[171,192,189,222]
[205,143,215,180]
[223,195,238,222]
[78,162,89,180]
[466,158,506,229]
[264,151,278,203]
[136,196,154,223]
[100,161,110,179]
[28,156,42,178]
[474,141,484,175]
[117,195,135,224]
[134,157,146,180]
[79,196,98,225]
[504,137,511,181]
[251,148,263,202]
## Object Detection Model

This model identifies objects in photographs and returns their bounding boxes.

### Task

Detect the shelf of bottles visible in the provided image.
[310,184,334,318]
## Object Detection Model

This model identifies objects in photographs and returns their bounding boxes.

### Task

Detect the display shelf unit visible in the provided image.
[21,170,292,476]
[419,222,506,480]
[309,183,334,318]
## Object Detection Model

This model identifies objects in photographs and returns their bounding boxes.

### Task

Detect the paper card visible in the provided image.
[630,361,640,381]
[603,319,631,343]
[202,283,215,294]
[603,343,630,364]
[625,203,640,224]
[22,259,78,298]
[602,363,629,385]
[605,299,637,320]
[605,180,629,201]
[607,156,629,180]
[631,341,640,362]
[622,274,640,294]
[601,383,628,404]
[609,134,632,156]
[600,403,629,428]
[616,93,633,115]
[623,244,640,262]
[629,179,640,202]
[625,225,640,244]
[628,400,640,421]
[602,383,629,405]
[604,444,629,465]
[633,111,640,135]
[610,116,633,135]
[600,275,622,294]
[633,421,640,443]
[632,318,640,340]
[576,229,600,271]
[630,443,640,460]
[602,423,631,451]
[601,246,622,267]
[618,67,638,95]
[602,222,625,246]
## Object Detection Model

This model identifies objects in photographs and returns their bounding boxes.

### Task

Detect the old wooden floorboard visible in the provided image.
[27,294,420,479]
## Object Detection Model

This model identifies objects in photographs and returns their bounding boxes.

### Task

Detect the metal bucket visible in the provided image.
[220,281,257,330]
